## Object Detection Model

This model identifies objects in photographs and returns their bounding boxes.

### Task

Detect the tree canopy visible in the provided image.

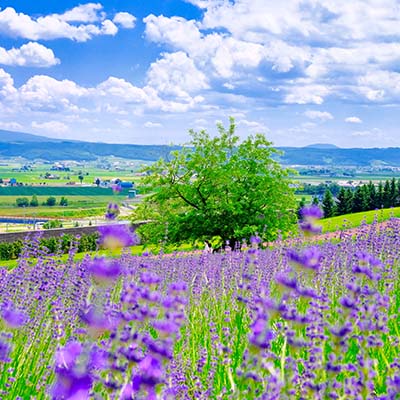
[132,118,297,247]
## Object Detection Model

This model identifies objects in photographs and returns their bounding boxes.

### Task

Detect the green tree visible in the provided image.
[30,195,39,207]
[312,196,320,206]
[376,181,384,209]
[366,181,376,210]
[352,185,369,213]
[132,118,297,246]
[383,179,392,208]
[16,197,29,207]
[59,196,68,206]
[336,187,353,215]
[46,196,56,206]
[322,189,336,218]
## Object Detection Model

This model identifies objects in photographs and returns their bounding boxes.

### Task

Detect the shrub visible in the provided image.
[15,197,29,207]
[46,196,57,206]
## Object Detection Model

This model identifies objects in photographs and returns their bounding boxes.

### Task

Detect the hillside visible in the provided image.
[1,129,400,166]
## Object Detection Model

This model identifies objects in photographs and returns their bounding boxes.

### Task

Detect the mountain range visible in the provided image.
[1,129,400,167]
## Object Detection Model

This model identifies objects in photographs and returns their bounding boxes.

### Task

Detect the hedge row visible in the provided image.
[0,232,99,260]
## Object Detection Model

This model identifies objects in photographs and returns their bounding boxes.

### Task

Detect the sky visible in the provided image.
[0,0,399,148]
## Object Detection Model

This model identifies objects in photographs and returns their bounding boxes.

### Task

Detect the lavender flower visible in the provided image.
[98,224,138,250]
[1,301,27,328]
[287,247,323,271]
[87,257,123,283]
[105,203,120,220]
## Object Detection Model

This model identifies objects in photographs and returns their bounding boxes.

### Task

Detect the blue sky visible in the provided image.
[0,0,399,147]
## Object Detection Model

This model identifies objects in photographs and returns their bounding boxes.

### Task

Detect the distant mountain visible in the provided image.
[1,129,400,166]
[303,143,340,149]
[0,129,180,162]
[0,129,59,143]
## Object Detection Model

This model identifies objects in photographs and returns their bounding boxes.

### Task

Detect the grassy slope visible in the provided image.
[320,207,400,232]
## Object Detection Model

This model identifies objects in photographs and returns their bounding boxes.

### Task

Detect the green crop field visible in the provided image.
[0,186,127,196]
[0,161,144,185]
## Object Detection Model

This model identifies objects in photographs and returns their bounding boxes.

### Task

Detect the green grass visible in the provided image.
[320,207,400,232]
[0,242,196,270]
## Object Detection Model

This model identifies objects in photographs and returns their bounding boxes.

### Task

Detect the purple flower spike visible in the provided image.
[168,281,188,294]
[87,257,123,283]
[275,272,298,290]
[140,271,161,286]
[299,221,322,236]
[132,354,164,392]
[287,247,323,271]
[250,235,262,245]
[300,205,324,220]
[112,183,122,193]
[55,342,82,370]
[105,203,120,220]
[1,302,27,328]
[0,340,12,362]
[52,371,92,400]
[98,224,139,250]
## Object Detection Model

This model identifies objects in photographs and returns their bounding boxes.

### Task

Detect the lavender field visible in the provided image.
[0,213,399,399]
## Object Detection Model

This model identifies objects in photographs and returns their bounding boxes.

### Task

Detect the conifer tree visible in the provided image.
[322,189,336,218]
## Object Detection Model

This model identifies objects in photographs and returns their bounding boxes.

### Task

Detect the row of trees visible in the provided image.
[321,178,400,218]
[16,196,69,207]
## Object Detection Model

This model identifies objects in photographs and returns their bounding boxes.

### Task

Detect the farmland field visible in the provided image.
[0,216,398,399]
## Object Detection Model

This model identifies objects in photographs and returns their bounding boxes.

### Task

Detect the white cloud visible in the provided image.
[304,110,333,121]
[238,119,268,132]
[113,12,136,29]
[19,75,88,112]
[357,70,400,101]
[144,121,162,128]
[0,42,59,67]
[285,83,331,105]
[32,120,69,133]
[345,116,362,123]
[146,51,209,97]
[101,20,118,35]
[57,3,103,23]
[0,68,17,98]
[97,77,147,102]
[0,6,118,42]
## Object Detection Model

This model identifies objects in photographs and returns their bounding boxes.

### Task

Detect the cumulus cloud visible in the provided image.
[57,3,103,23]
[304,110,333,121]
[345,116,362,123]
[146,51,209,97]
[0,5,119,42]
[0,68,17,98]
[113,12,136,28]
[357,70,400,101]
[285,83,331,105]
[0,42,59,67]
